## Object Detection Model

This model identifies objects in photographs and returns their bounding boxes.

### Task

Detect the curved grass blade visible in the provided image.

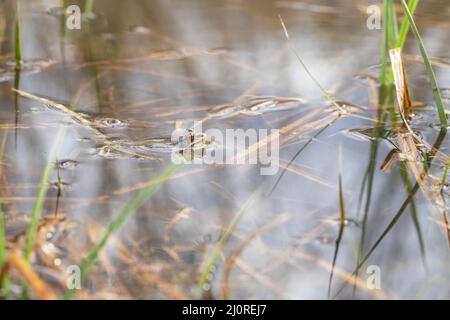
[64,163,181,299]
[400,0,447,127]
[268,116,340,196]
[268,16,345,196]
[278,15,343,112]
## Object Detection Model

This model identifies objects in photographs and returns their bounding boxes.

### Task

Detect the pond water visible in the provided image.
[0,0,449,299]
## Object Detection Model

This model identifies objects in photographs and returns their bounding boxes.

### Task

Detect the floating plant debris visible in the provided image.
[347,127,391,141]
[209,96,305,119]
[94,117,128,128]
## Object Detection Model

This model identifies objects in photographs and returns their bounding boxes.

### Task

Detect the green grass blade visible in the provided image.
[440,158,450,189]
[396,0,419,48]
[269,15,345,196]
[352,138,379,298]
[15,15,22,66]
[278,15,342,112]
[380,0,391,86]
[197,186,263,297]
[353,0,418,299]
[328,175,346,298]
[387,0,398,47]
[64,163,181,299]
[400,0,447,127]
[24,127,66,262]
[387,1,419,85]
[354,0,400,298]
[84,0,94,16]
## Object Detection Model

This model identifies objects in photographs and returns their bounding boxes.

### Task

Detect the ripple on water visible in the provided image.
[94,117,128,128]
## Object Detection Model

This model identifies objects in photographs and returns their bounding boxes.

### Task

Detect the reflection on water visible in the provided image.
[0,0,449,299]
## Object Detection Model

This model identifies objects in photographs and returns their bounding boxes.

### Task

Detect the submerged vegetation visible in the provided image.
[0,0,449,300]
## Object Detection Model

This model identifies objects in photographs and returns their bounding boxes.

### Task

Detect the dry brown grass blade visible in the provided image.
[0,253,56,300]
[395,127,448,231]
[389,48,413,129]
[232,107,333,164]
[278,161,338,191]
[429,217,450,231]
[12,89,106,139]
[404,54,450,69]
[390,48,428,190]
[389,51,450,241]
[164,207,192,243]
[380,149,400,172]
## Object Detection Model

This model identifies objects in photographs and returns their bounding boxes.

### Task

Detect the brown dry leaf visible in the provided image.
[389,48,413,128]
[389,47,425,186]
